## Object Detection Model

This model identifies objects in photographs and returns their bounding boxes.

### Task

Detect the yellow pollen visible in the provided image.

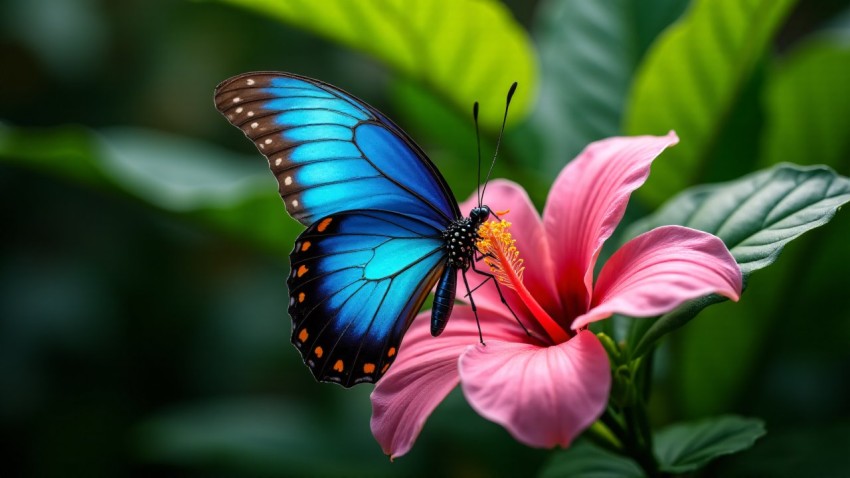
[476,220,524,289]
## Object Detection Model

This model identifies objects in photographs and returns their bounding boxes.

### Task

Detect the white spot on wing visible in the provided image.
[247,111,255,117]
[246,78,255,86]
[235,107,243,114]
[251,122,259,129]
[275,158,282,166]
[232,97,241,103]
[284,176,292,186]
[264,138,272,145]
[292,199,299,207]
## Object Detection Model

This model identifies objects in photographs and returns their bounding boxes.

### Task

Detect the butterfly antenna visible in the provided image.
[473,102,483,207]
[480,82,517,203]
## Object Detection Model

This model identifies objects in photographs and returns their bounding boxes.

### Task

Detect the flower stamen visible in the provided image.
[476,220,571,344]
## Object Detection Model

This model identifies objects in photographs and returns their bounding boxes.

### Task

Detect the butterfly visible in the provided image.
[214,72,520,387]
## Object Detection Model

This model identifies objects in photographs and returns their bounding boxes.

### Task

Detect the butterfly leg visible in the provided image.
[460,269,486,345]
[470,262,533,338]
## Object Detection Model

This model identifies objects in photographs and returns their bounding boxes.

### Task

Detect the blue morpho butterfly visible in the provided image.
[214,72,523,387]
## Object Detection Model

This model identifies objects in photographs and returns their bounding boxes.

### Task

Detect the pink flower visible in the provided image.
[370,132,743,458]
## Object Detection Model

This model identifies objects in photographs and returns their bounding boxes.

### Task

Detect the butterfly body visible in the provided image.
[215,72,493,387]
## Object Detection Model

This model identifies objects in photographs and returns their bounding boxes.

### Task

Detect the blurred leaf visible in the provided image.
[760,35,850,172]
[0,124,298,256]
[624,0,797,206]
[713,421,850,477]
[538,440,645,478]
[134,398,400,477]
[625,163,850,357]
[526,0,688,173]
[654,415,766,473]
[203,0,537,130]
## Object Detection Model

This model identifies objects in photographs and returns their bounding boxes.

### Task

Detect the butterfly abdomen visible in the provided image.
[431,266,457,336]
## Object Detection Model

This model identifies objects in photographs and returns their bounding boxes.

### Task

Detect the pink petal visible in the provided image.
[572,226,743,329]
[371,306,530,459]
[457,180,562,320]
[458,330,611,449]
[543,132,679,323]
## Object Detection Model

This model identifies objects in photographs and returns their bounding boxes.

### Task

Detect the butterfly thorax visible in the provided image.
[443,217,482,270]
[443,205,492,269]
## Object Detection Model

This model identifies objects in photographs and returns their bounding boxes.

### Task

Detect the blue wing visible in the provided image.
[214,72,460,230]
[288,210,446,386]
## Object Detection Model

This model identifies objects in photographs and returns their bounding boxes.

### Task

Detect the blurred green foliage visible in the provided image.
[1,0,849,476]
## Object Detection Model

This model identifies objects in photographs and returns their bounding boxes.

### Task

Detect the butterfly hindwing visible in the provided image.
[214,72,460,230]
[288,210,446,387]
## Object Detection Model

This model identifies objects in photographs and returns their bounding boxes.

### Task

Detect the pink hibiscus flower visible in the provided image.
[370,132,743,458]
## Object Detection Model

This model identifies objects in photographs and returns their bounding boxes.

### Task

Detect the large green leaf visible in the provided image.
[538,440,645,478]
[654,415,766,473]
[624,0,796,205]
[204,0,536,131]
[527,0,688,174]
[0,124,297,256]
[625,164,850,357]
[759,36,850,172]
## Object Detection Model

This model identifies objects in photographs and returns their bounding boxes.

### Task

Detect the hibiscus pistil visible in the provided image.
[477,220,571,344]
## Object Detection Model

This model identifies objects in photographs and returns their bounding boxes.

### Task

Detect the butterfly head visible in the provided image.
[469,205,492,227]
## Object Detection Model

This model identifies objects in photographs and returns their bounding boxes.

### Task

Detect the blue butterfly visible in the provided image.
[214,72,518,387]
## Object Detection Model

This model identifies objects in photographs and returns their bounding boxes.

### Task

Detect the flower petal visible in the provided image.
[458,330,610,448]
[572,226,743,329]
[457,180,561,318]
[543,132,679,322]
[371,305,529,459]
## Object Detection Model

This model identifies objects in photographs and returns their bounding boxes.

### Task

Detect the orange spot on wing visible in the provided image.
[317,217,333,232]
[297,265,308,277]
[298,292,305,303]
[381,363,390,374]
[333,359,344,372]
[363,363,376,374]
[387,347,396,358]
[298,328,308,342]
[301,241,311,251]
[314,346,323,358]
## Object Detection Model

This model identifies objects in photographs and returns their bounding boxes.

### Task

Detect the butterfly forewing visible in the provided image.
[214,72,460,228]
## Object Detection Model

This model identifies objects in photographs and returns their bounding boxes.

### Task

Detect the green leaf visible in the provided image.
[760,35,850,172]
[524,0,688,173]
[538,440,645,478]
[627,164,850,276]
[204,0,536,131]
[654,415,766,473]
[624,0,797,206]
[626,164,850,357]
[0,124,298,256]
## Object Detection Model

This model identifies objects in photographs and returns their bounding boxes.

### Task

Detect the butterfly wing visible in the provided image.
[214,72,461,229]
[289,210,445,386]
[215,72,463,386]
